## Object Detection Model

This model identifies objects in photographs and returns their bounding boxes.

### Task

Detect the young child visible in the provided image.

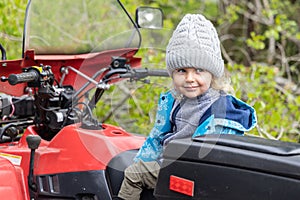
[118,13,257,200]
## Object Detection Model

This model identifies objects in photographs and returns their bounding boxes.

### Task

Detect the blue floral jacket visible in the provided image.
[134,91,257,162]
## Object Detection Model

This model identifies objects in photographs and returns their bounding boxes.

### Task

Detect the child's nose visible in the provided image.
[185,72,195,82]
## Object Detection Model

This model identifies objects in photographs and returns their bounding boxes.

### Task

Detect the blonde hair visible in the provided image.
[211,69,235,95]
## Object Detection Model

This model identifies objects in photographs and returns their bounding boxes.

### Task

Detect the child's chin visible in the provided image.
[183,92,201,99]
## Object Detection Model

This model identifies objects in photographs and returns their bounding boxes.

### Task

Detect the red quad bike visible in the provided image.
[0,1,300,200]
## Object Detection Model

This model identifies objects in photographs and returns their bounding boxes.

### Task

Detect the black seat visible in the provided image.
[106,149,156,199]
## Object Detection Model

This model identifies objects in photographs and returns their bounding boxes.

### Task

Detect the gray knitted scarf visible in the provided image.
[163,88,221,145]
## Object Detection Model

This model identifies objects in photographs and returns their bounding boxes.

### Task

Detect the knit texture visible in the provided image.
[162,88,220,145]
[166,14,224,77]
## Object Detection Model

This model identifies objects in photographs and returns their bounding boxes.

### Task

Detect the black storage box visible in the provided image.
[155,134,300,200]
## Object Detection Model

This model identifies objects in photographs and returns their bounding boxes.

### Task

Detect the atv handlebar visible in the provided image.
[143,69,169,77]
[8,71,38,85]
[0,59,170,141]
[119,68,169,79]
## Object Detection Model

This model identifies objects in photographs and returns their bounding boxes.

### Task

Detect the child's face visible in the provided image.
[172,67,212,98]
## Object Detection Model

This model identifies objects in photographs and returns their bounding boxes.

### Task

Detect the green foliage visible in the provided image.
[1,0,300,142]
[246,32,266,50]
[0,0,26,59]
[217,4,241,24]
[229,63,300,142]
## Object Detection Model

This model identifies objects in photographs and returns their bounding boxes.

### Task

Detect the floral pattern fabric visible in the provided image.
[134,91,257,162]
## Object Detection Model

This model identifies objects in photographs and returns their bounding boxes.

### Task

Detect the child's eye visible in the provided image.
[196,68,204,73]
[176,68,186,73]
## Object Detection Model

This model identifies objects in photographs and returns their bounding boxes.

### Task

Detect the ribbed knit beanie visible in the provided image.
[166,14,224,77]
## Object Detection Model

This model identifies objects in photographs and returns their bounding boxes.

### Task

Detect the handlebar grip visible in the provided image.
[147,69,169,77]
[119,69,170,79]
[8,71,38,85]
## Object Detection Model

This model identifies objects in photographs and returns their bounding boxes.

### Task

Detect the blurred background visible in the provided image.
[1,0,300,142]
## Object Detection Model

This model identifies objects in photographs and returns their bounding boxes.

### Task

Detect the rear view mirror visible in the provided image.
[135,7,163,29]
[0,44,6,60]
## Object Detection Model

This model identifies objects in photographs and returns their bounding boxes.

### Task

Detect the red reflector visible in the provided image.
[169,175,194,196]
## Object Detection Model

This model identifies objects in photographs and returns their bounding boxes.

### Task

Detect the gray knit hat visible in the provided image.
[166,14,224,77]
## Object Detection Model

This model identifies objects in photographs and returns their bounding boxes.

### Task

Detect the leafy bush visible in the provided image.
[0,0,25,59]
[228,63,300,142]
[1,0,300,142]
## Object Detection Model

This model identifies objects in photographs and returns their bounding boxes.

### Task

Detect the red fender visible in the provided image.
[0,157,24,200]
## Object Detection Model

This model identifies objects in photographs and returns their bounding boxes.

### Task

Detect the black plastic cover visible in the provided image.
[35,170,111,199]
[106,149,155,199]
[193,134,300,156]
[155,134,300,200]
